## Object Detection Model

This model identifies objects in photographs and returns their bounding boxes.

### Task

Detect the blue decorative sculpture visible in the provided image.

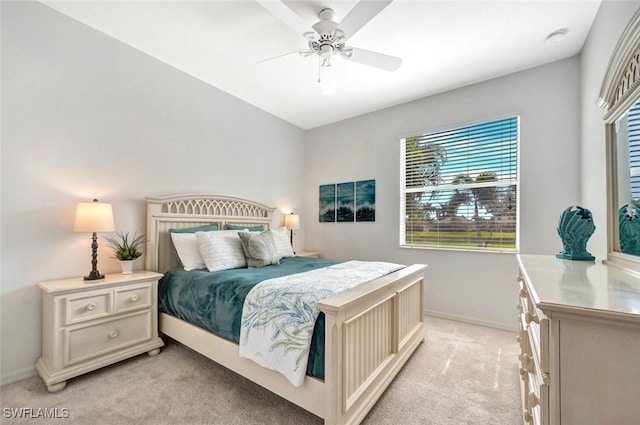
[556,206,595,261]
[619,203,640,256]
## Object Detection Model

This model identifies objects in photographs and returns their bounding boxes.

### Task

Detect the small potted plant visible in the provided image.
[104,231,145,274]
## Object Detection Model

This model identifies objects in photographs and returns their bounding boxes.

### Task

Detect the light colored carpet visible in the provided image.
[1,316,522,424]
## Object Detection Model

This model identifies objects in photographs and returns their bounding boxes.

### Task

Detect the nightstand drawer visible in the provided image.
[115,284,151,313]
[65,310,152,366]
[66,291,111,325]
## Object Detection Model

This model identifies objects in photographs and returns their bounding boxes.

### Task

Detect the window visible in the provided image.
[628,99,640,200]
[400,116,519,251]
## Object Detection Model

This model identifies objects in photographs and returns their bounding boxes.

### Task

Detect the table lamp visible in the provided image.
[74,199,115,280]
[284,213,300,254]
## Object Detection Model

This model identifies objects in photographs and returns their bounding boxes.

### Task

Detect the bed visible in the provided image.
[145,193,427,425]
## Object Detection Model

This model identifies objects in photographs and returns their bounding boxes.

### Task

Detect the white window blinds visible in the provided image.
[400,116,519,251]
[628,100,640,200]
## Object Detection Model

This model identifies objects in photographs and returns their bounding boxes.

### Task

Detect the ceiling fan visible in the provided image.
[256,0,402,94]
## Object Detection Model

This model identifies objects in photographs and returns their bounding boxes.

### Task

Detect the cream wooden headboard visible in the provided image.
[145,194,276,273]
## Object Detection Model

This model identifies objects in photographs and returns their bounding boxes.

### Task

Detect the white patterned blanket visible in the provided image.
[238,260,404,387]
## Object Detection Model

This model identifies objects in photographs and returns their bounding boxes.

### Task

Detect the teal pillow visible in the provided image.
[169,224,219,233]
[225,224,264,232]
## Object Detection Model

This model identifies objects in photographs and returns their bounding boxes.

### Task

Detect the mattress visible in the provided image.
[158,256,341,379]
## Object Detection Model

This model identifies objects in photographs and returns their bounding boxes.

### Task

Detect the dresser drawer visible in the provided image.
[65,290,111,325]
[64,310,152,366]
[518,267,550,425]
[115,283,151,313]
[518,270,549,375]
[518,273,538,325]
[526,355,549,425]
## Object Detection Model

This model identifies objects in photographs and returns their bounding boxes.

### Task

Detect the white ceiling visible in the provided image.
[41,0,602,129]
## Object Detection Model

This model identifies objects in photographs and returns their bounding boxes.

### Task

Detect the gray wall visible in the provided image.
[1,2,306,384]
[305,57,582,330]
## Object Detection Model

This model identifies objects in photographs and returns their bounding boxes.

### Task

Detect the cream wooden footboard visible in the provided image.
[146,194,427,425]
[320,264,426,425]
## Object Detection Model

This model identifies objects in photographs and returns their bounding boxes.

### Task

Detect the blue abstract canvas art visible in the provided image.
[337,182,355,222]
[319,184,336,222]
[356,180,375,222]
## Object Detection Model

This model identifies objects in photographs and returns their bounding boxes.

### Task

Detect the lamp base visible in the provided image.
[84,271,105,281]
[84,232,105,281]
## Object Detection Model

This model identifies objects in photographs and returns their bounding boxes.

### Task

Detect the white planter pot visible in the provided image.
[120,260,134,275]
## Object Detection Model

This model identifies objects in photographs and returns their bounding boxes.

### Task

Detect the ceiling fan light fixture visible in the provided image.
[319,44,333,61]
[319,63,336,95]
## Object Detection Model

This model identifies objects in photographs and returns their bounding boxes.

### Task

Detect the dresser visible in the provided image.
[517,255,640,425]
[36,271,164,392]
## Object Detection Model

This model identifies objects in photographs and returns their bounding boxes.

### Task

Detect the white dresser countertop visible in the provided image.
[517,254,640,320]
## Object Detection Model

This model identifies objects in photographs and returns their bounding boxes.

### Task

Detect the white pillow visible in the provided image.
[170,232,206,271]
[196,230,247,272]
[271,226,294,258]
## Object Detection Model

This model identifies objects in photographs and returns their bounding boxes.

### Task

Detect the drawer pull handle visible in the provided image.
[522,354,535,373]
[130,294,139,302]
[86,303,96,311]
[108,330,119,339]
[525,311,539,325]
[528,391,539,408]
[522,353,530,369]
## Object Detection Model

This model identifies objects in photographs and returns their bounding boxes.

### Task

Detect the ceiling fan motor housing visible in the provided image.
[309,8,347,66]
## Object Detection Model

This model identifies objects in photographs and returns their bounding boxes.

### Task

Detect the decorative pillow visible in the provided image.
[169,233,205,271]
[271,226,295,258]
[195,230,247,272]
[225,224,264,232]
[169,224,219,233]
[238,231,280,268]
[168,224,220,271]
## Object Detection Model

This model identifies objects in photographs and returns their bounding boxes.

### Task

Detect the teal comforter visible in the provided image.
[158,256,340,379]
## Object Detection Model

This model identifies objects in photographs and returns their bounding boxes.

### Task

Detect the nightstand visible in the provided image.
[295,251,320,258]
[36,271,164,392]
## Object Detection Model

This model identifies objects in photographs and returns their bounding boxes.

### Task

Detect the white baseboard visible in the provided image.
[1,366,37,387]
[425,309,517,332]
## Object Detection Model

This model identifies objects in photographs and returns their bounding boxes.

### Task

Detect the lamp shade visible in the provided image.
[73,200,115,232]
[284,213,300,230]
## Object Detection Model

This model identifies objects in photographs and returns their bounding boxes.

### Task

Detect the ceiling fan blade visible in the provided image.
[256,0,313,37]
[255,49,305,65]
[342,47,402,71]
[338,0,392,39]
